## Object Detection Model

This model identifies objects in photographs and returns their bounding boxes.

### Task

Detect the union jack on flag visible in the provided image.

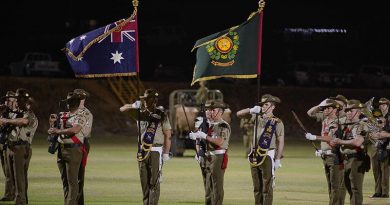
[63,15,139,78]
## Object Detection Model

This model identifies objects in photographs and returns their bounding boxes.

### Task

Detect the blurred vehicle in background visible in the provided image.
[168,89,231,156]
[358,64,390,88]
[9,52,60,76]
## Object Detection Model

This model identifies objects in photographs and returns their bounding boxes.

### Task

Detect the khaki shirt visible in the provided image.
[78,107,93,138]
[57,111,88,144]
[8,110,38,144]
[337,120,368,154]
[320,116,346,151]
[207,119,231,151]
[252,115,284,149]
[139,116,171,145]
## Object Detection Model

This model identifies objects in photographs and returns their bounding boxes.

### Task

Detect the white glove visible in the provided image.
[315,150,323,157]
[189,132,197,140]
[194,154,200,163]
[195,117,203,129]
[305,133,316,141]
[131,100,141,109]
[249,106,261,114]
[274,159,282,170]
[196,131,207,140]
[162,153,170,162]
[318,99,328,107]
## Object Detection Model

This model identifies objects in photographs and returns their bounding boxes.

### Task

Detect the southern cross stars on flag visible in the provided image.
[63,15,139,78]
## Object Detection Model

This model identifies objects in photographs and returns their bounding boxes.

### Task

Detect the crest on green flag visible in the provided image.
[191,11,263,86]
[206,31,239,67]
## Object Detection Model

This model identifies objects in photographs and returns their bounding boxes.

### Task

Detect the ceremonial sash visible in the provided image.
[248,119,277,167]
[71,136,87,167]
[62,112,88,167]
[137,121,159,161]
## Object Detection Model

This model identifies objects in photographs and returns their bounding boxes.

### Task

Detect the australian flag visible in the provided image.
[63,16,138,77]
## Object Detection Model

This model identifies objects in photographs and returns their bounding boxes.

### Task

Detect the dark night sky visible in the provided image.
[2,0,390,81]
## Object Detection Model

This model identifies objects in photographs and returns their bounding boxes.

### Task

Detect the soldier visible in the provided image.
[330,99,370,205]
[237,94,284,205]
[305,99,345,205]
[195,80,209,105]
[189,100,231,205]
[0,88,38,205]
[48,92,89,205]
[0,91,17,202]
[329,94,348,117]
[120,89,172,205]
[73,88,93,205]
[370,97,390,198]
[240,117,254,156]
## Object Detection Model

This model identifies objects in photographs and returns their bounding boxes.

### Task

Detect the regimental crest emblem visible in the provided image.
[206,31,239,67]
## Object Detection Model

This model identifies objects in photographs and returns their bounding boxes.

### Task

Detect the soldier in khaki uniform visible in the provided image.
[73,89,93,205]
[237,94,284,205]
[0,88,38,205]
[240,117,254,156]
[120,89,172,205]
[371,97,390,198]
[48,92,89,205]
[189,100,231,205]
[305,98,346,205]
[330,99,370,205]
[0,91,17,201]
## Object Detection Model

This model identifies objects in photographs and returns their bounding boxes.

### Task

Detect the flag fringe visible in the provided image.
[63,10,137,62]
[75,72,137,78]
[191,74,257,86]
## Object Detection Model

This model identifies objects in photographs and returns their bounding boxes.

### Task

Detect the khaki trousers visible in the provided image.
[371,147,389,195]
[205,154,225,205]
[7,144,31,205]
[251,155,273,205]
[344,157,365,205]
[139,151,161,205]
[322,155,346,205]
[199,157,212,205]
[57,146,83,205]
[1,145,15,199]
[77,138,90,205]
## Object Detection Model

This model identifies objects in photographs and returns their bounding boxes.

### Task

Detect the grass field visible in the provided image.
[0,136,389,205]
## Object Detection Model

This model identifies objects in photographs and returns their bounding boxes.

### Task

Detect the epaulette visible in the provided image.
[272,117,281,123]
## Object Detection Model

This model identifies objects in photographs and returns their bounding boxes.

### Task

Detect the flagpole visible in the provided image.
[132,0,142,157]
[253,0,266,162]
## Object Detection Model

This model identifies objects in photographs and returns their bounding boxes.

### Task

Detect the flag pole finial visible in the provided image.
[132,0,139,10]
[258,0,265,12]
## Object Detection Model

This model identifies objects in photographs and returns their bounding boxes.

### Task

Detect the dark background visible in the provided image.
[2,0,390,86]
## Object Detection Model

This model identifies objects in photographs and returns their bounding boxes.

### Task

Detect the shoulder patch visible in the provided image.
[218,122,229,128]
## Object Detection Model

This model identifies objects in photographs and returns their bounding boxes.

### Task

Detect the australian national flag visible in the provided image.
[63,15,138,78]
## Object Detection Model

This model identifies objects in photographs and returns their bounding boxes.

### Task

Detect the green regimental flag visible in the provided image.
[191,11,263,86]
